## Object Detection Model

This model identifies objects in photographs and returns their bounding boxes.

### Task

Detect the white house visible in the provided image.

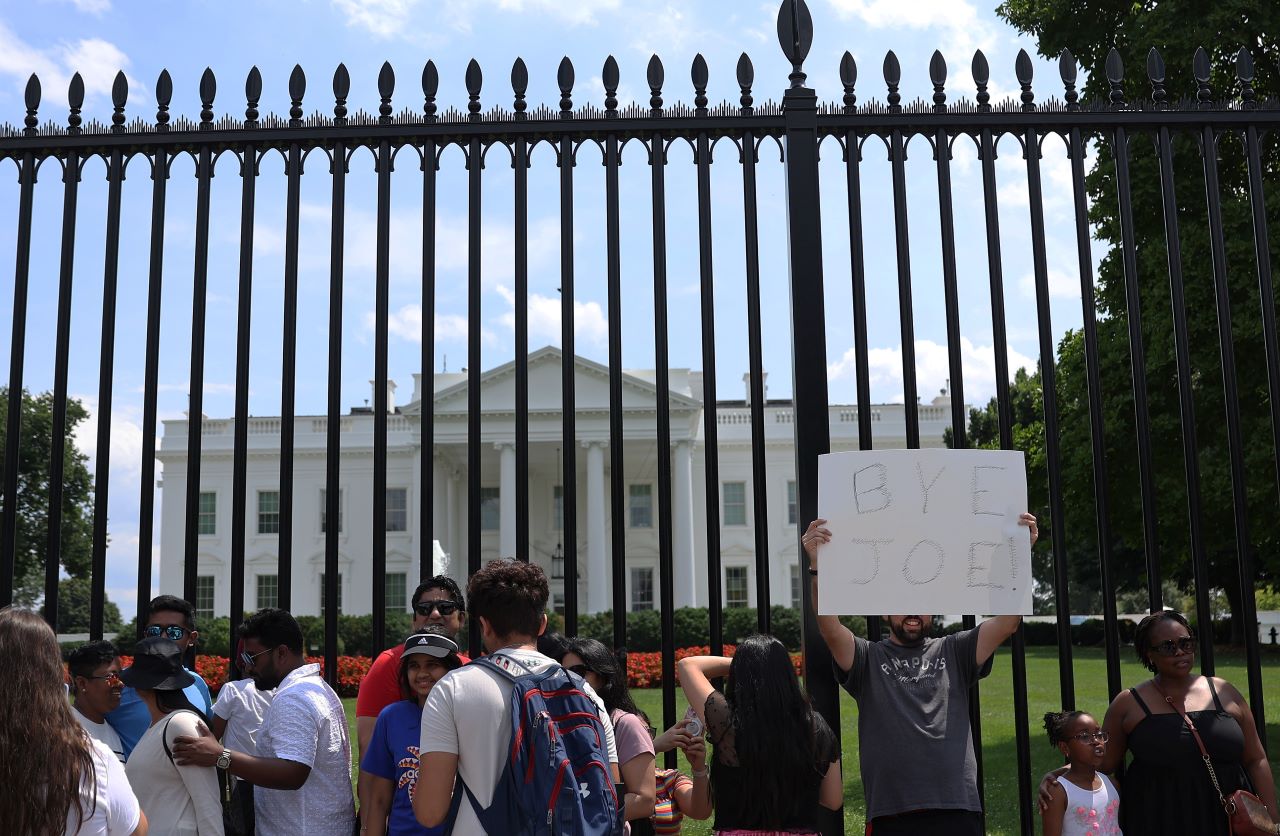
[157,346,963,620]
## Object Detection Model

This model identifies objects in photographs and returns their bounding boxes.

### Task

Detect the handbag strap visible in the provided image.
[1149,679,1227,806]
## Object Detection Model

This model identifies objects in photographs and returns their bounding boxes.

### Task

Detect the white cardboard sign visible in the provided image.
[816,449,1032,616]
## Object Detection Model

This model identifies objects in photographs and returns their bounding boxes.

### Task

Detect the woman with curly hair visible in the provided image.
[0,606,147,835]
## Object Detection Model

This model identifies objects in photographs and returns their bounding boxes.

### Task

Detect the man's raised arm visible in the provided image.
[974,513,1039,665]
[804,519,856,673]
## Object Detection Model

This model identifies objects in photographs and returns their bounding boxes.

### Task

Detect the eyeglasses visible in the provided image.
[567,664,591,677]
[85,671,123,686]
[1069,731,1109,744]
[144,624,190,641]
[240,646,274,670]
[1150,636,1196,657]
[413,600,460,617]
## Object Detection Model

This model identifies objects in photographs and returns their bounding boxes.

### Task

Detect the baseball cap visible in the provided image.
[402,632,462,669]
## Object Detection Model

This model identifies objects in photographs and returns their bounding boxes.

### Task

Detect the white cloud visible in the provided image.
[70,395,146,479]
[330,0,422,38]
[828,337,1037,404]
[1018,268,1079,301]
[0,22,141,110]
[68,0,111,13]
[371,304,497,345]
[495,0,621,26]
[333,0,621,39]
[494,284,608,347]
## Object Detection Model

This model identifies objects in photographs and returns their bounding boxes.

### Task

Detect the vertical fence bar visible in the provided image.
[843,132,872,451]
[559,123,579,635]
[1200,122,1264,732]
[372,136,392,653]
[605,127,626,645]
[467,131,483,652]
[137,145,168,630]
[742,124,771,634]
[421,137,437,581]
[183,145,212,607]
[1066,124,1122,701]
[46,146,80,626]
[887,128,920,448]
[231,143,255,650]
[324,138,346,684]
[514,131,529,565]
[277,141,302,610]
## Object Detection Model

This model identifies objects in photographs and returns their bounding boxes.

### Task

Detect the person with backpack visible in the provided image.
[120,636,225,835]
[676,634,842,836]
[414,558,622,835]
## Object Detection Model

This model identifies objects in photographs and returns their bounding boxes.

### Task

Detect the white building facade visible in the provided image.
[157,347,963,620]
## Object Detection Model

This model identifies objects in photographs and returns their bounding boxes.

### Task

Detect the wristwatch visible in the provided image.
[216,749,232,770]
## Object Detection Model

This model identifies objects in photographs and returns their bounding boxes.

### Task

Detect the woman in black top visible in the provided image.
[677,634,841,835]
[1040,611,1278,834]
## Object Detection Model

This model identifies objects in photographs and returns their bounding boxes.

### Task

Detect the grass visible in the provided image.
[344,645,1280,835]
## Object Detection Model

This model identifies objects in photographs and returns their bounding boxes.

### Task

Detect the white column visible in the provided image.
[585,441,609,614]
[498,442,517,558]
[673,441,697,609]
[431,455,447,572]
[445,470,459,581]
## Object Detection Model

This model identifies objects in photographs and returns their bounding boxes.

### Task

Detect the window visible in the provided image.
[320,489,342,534]
[629,484,653,528]
[256,575,278,610]
[552,485,563,531]
[385,572,407,614]
[320,573,343,616]
[386,488,408,532]
[551,593,566,615]
[786,480,797,525]
[725,566,749,608]
[630,567,655,611]
[195,576,215,620]
[723,482,747,526]
[790,564,802,610]
[197,492,216,536]
[480,487,500,531]
[257,491,280,535]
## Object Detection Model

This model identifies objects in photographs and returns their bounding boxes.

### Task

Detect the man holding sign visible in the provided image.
[804,449,1038,836]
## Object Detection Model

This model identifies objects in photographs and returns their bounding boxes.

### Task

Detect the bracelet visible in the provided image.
[691,768,709,778]
[808,568,818,576]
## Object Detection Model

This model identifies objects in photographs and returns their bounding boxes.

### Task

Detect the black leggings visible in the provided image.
[866,810,983,836]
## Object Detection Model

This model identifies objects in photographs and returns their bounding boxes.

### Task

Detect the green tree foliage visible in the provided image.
[54,577,123,634]
[0,389,96,604]
[991,0,1280,636]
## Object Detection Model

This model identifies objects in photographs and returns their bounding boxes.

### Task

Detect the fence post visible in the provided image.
[778,3,840,835]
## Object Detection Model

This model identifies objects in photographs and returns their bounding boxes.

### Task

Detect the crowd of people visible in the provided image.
[3,510,1277,836]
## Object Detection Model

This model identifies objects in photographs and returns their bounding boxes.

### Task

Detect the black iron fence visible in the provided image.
[2,1,1278,832]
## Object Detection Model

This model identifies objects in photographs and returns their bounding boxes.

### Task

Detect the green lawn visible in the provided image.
[344,645,1280,835]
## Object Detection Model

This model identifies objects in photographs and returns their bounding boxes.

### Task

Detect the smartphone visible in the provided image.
[683,706,704,739]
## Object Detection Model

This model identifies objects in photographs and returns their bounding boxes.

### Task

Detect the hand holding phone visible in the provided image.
[682,706,704,739]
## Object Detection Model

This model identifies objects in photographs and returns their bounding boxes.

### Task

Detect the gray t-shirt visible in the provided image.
[837,627,992,819]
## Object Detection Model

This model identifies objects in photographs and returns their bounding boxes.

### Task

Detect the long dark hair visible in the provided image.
[155,685,209,724]
[0,606,98,833]
[565,637,640,717]
[725,634,820,827]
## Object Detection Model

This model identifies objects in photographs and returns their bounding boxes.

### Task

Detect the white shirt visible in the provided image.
[212,678,272,757]
[124,710,224,835]
[1058,772,1122,836]
[66,736,141,836]
[420,648,619,836]
[74,706,125,762]
[254,663,355,836]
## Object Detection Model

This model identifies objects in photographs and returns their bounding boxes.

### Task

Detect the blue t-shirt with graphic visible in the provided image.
[360,700,443,836]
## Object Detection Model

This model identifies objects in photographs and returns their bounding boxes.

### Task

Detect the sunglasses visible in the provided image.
[86,671,123,686]
[144,624,190,642]
[1150,636,1196,657]
[413,600,460,617]
[1069,731,1109,744]
[240,646,274,670]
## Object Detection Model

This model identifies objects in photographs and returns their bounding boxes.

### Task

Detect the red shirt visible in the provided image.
[355,643,470,719]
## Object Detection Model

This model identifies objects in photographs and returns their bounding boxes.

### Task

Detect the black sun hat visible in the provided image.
[119,636,196,691]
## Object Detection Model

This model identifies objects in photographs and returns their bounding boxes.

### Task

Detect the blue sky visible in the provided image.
[0,0,1104,612]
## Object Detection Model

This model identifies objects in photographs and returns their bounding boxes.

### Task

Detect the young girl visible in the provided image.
[1041,711,1122,836]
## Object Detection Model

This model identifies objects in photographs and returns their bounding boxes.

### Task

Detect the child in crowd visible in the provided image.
[210,639,274,835]
[1040,710,1121,836]
[651,716,713,834]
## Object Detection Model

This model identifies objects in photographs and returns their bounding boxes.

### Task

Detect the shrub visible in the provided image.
[1023,621,1058,646]
[1072,618,1106,647]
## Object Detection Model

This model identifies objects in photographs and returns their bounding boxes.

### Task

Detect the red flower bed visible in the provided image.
[625,645,804,689]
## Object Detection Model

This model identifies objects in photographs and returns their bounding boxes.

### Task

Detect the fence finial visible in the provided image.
[68,72,84,134]
[511,58,528,119]
[647,54,664,115]
[422,61,438,121]
[692,54,709,114]
[558,57,574,118]
[776,0,813,89]
[737,53,755,114]
[23,73,40,135]
[840,51,857,113]
[1058,49,1078,110]
[1146,48,1166,109]
[156,69,172,129]
[883,51,901,112]
[1193,46,1212,109]
[929,50,947,112]
[199,68,216,129]
[246,66,263,125]
[1105,48,1126,108]
[379,61,395,123]
[333,64,350,124]
[1015,49,1034,111]
[972,50,990,111]
[465,59,482,121]
[111,70,128,132]
[603,55,619,116]
[289,65,306,126]
[1236,48,1256,109]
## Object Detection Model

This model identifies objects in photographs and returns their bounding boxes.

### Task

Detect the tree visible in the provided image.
[995,0,1280,639]
[0,389,96,604]
[55,577,123,635]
